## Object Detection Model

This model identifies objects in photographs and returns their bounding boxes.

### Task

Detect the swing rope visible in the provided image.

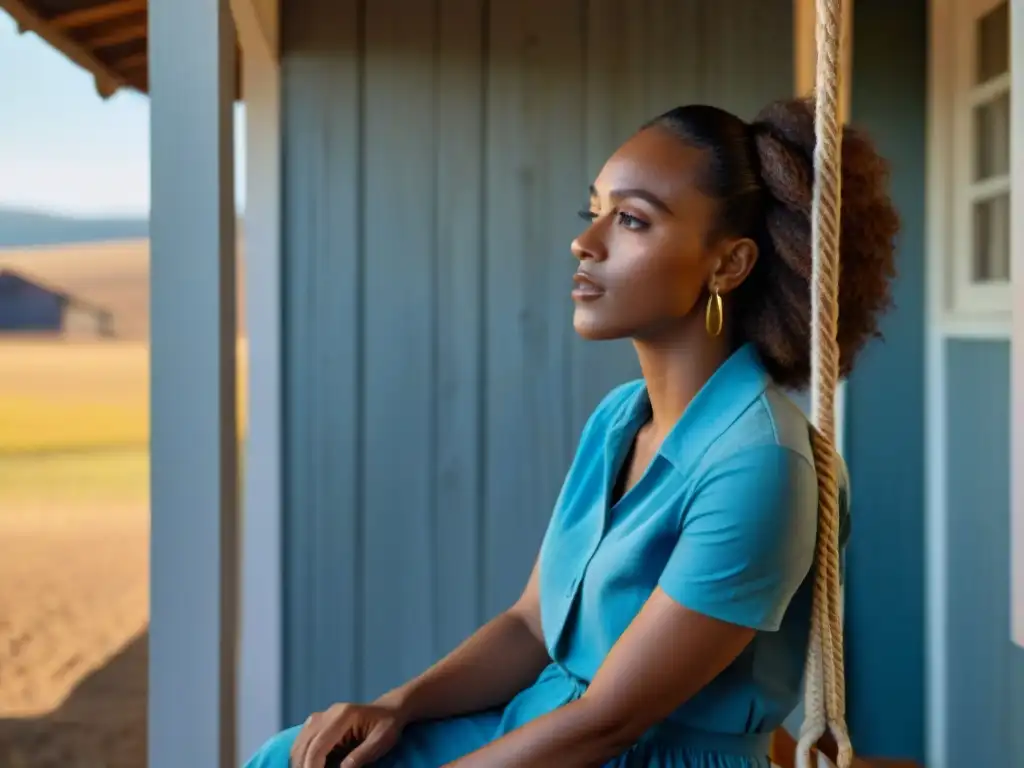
[795,0,853,766]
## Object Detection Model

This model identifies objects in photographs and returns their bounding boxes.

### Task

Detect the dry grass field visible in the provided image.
[0,239,247,767]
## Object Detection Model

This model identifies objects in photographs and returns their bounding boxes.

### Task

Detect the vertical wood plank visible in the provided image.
[280,0,362,717]
[434,0,487,655]
[945,344,1019,764]
[483,0,587,617]
[570,0,649,440]
[643,0,703,115]
[361,0,438,699]
[704,0,792,119]
[236,0,285,754]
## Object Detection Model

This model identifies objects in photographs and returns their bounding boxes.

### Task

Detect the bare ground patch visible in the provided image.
[0,499,149,768]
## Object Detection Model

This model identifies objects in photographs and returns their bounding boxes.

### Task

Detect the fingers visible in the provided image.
[304,707,352,768]
[290,713,319,768]
[340,721,395,768]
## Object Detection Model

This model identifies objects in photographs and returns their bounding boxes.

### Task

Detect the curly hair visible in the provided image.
[644,97,899,390]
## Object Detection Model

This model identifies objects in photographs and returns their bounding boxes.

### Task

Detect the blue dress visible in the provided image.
[245,343,848,768]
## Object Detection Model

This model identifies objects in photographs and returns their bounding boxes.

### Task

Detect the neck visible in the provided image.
[633,322,733,437]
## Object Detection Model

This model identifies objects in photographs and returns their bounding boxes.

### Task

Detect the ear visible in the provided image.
[710,237,758,294]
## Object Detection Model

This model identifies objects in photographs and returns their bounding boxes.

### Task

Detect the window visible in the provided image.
[950,0,1011,319]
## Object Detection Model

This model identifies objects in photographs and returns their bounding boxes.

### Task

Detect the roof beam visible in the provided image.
[87,20,147,49]
[0,0,126,97]
[50,0,145,30]
[115,50,147,73]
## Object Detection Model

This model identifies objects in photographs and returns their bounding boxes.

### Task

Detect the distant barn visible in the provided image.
[0,269,115,337]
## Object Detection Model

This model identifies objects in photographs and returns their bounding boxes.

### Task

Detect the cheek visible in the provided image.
[614,230,705,313]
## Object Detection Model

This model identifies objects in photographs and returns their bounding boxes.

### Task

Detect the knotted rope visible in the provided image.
[796,0,853,766]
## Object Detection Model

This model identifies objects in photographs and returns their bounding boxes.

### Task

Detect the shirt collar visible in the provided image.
[611,342,770,476]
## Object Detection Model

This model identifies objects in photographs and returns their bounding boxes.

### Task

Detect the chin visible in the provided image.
[573,310,628,341]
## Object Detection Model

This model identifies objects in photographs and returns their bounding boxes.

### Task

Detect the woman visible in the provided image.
[246,95,898,768]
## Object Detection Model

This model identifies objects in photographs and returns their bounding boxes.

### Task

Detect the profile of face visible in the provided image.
[570,126,757,343]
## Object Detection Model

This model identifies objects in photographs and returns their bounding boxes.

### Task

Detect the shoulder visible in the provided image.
[688,382,851,547]
[706,383,815,467]
[687,386,820,527]
[660,387,826,630]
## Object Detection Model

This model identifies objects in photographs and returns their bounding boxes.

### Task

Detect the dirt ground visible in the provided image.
[0,331,243,767]
[0,499,149,768]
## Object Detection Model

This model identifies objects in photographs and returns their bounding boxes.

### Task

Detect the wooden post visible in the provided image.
[229,0,286,758]
[148,0,239,766]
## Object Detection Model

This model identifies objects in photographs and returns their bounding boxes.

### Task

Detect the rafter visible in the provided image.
[50,0,145,30]
[87,20,147,49]
[0,0,126,97]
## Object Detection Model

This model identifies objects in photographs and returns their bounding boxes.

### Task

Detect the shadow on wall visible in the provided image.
[0,629,147,768]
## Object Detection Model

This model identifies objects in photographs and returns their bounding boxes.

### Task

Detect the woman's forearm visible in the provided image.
[375,609,550,724]
[443,696,629,768]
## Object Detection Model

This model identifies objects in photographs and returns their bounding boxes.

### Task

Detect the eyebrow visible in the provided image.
[589,184,673,215]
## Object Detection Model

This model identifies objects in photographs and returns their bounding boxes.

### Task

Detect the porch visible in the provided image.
[1,0,1021,766]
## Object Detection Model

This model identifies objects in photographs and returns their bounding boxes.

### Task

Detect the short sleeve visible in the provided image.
[657,445,818,632]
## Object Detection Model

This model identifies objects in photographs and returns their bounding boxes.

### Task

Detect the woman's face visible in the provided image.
[571,126,732,342]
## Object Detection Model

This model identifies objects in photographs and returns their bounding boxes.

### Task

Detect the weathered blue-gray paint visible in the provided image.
[842,0,927,761]
[280,0,362,720]
[945,340,1024,766]
[279,0,793,723]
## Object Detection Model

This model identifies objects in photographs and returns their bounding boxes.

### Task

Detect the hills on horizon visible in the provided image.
[0,207,248,340]
[0,207,149,249]
[0,207,248,249]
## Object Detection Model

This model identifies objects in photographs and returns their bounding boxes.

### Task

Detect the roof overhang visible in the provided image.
[0,0,241,99]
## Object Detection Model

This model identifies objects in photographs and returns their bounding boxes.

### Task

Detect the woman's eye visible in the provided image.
[617,211,648,230]
[577,209,648,230]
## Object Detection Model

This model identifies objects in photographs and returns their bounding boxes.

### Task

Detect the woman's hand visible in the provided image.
[289,702,406,768]
[287,564,548,768]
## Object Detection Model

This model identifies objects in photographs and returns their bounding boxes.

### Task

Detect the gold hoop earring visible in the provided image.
[705,288,724,337]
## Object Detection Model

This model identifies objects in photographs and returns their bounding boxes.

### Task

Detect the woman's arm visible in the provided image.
[376,560,550,724]
[443,590,756,768]
[446,445,818,768]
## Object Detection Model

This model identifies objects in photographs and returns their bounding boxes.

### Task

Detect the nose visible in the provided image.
[571,221,606,263]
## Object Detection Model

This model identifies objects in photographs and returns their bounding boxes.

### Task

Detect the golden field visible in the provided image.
[0,239,247,767]
[0,339,152,767]
[0,339,248,457]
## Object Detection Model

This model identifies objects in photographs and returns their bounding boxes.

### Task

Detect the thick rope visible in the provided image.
[795,0,852,767]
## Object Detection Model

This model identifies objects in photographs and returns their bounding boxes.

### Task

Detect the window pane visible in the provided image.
[974,91,1011,180]
[976,1,1009,84]
[973,192,1011,282]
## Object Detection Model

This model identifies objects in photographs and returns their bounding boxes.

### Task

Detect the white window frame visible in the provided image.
[943,0,1012,334]
[1009,0,1024,650]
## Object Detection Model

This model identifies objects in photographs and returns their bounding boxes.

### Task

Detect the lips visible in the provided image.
[572,271,605,299]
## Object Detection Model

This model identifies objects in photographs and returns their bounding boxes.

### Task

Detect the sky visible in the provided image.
[0,11,245,218]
